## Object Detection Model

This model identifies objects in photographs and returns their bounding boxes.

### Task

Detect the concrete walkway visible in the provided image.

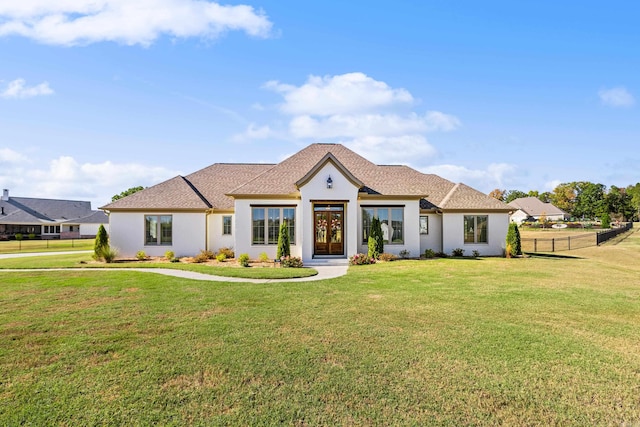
[0,251,348,283]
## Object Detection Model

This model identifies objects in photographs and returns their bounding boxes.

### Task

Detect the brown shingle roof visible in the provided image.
[100,143,511,212]
[508,197,567,216]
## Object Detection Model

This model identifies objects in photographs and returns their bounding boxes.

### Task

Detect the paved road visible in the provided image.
[0,251,348,283]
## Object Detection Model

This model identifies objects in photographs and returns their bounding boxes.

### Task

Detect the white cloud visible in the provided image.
[346,135,437,165]
[232,123,276,141]
[0,147,28,163]
[598,87,635,107]
[0,78,54,99]
[423,162,516,191]
[0,0,273,46]
[1,152,178,207]
[265,72,414,116]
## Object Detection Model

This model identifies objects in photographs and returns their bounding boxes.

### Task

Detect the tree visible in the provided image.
[600,212,611,229]
[627,183,640,221]
[538,191,552,203]
[112,186,145,202]
[550,183,577,216]
[505,223,521,257]
[573,182,606,220]
[488,189,505,201]
[504,190,528,203]
[93,224,109,261]
[276,220,290,259]
[368,217,384,259]
[606,186,634,221]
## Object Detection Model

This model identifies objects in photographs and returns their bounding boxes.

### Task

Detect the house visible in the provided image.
[101,143,512,261]
[0,189,108,240]
[508,197,569,223]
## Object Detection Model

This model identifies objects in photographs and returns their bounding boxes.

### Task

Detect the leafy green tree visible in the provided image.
[112,186,145,202]
[550,183,577,216]
[367,217,384,259]
[600,212,611,229]
[93,224,109,261]
[276,220,290,259]
[606,185,634,221]
[573,182,606,220]
[627,183,640,221]
[504,190,528,203]
[538,191,552,203]
[505,223,521,257]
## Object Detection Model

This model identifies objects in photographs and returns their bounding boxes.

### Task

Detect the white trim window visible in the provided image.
[252,207,295,245]
[464,215,488,243]
[222,216,232,235]
[145,215,172,245]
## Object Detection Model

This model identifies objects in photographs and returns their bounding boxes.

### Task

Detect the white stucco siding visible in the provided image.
[419,213,442,254]
[441,213,509,257]
[234,199,302,261]
[207,213,235,254]
[299,162,360,261]
[510,210,528,223]
[357,199,421,258]
[108,212,206,258]
[79,223,105,237]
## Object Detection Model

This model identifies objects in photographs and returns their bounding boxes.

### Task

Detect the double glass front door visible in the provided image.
[314,205,344,256]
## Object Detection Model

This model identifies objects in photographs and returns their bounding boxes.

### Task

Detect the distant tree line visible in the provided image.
[489,182,640,222]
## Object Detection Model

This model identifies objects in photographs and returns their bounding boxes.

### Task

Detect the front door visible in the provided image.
[314,206,344,256]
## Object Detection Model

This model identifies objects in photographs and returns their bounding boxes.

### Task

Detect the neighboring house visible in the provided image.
[0,189,108,240]
[508,197,570,223]
[101,143,512,261]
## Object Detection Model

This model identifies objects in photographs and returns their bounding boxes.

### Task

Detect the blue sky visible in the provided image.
[1,1,638,208]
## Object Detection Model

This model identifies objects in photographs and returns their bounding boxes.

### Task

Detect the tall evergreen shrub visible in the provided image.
[94,224,109,261]
[276,220,290,259]
[601,212,611,229]
[367,217,384,259]
[506,222,522,257]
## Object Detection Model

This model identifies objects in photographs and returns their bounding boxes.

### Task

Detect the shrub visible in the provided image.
[102,246,118,263]
[136,250,147,261]
[193,250,215,263]
[259,252,270,263]
[452,248,465,257]
[472,250,480,258]
[398,249,410,259]
[506,223,522,257]
[238,253,250,267]
[15,233,23,241]
[170,257,180,263]
[378,253,398,262]
[281,256,303,268]
[28,233,36,240]
[276,220,290,259]
[424,249,435,259]
[601,212,611,229]
[93,225,109,261]
[349,253,376,265]
[216,253,227,262]
[435,251,448,258]
[164,250,175,261]
[217,247,235,259]
[368,217,384,258]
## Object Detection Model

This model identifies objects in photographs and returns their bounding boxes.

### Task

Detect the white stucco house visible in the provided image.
[101,144,512,261]
[508,197,569,223]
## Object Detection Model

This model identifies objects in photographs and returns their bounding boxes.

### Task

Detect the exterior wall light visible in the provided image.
[326,176,333,189]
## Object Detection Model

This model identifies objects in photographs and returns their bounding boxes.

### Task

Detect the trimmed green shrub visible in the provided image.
[238,253,250,267]
[424,249,435,259]
[276,220,290,259]
[217,247,235,259]
[102,246,118,263]
[93,225,109,261]
[281,256,303,268]
[368,217,384,258]
[601,212,611,229]
[164,250,175,261]
[216,253,227,262]
[398,249,410,259]
[259,252,270,263]
[15,233,23,241]
[28,233,36,240]
[472,250,480,258]
[452,248,465,257]
[136,250,147,261]
[506,223,522,257]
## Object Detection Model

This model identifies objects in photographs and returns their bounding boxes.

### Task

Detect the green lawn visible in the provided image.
[0,238,94,254]
[1,231,640,425]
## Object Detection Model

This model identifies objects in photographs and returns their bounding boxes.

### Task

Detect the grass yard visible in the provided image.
[1,230,640,425]
[0,238,94,254]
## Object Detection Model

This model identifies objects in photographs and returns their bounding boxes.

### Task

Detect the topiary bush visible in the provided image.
[164,250,175,261]
[368,217,384,258]
[136,250,147,261]
[506,223,522,257]
[216,253,227,262]
[93,224,109,261]
[277,220,290,259]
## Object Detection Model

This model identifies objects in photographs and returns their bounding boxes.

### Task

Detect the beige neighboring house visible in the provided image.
[508,197,570,223]
[101,143,513,261]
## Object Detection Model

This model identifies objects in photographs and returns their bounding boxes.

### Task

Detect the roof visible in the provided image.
[0,196,104,224]
[508,197,568,217]
[63,210,109,224]
[101,143,511,212]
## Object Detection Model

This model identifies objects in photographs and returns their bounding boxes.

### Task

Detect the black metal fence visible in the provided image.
[596,222,634,245]
[522,222,633,253]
